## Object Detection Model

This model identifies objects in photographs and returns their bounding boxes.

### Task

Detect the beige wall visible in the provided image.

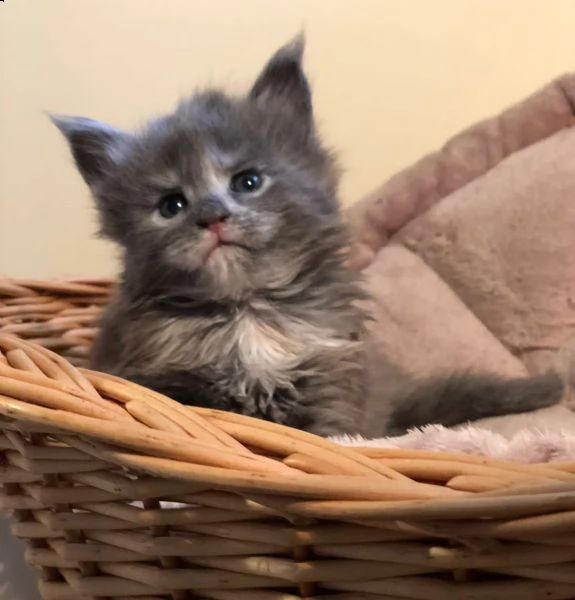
[1,0,575,277]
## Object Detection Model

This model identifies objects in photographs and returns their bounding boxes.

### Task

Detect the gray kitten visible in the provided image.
[52,37,562,437]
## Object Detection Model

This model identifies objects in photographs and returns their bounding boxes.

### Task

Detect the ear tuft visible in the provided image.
[51,114,128,186]
[249,34,313,128]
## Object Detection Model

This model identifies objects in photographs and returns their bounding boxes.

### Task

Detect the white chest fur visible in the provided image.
[234,309,355,394]
[146,304,352,395]
[235,313,301,392]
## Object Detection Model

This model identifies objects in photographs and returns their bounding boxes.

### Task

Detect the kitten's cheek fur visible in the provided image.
[233,208,281,248]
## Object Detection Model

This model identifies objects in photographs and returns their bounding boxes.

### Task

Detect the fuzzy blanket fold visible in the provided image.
[332,422,575,463]
[346,72,575,435]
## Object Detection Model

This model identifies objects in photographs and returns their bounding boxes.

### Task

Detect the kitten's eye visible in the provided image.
[158,193,188,219]
[230,169,264,194]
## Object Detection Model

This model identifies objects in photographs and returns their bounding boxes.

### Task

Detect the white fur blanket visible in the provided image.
[332,422,575,463]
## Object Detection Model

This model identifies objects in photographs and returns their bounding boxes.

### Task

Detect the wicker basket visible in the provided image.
[1,279,575,600]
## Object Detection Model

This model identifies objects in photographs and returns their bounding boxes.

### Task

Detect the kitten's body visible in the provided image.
[54,37,562,437]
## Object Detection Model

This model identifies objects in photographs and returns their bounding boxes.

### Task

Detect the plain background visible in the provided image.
[2,0,575,277]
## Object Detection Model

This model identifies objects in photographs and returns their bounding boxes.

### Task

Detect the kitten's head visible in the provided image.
[53,36,343,300]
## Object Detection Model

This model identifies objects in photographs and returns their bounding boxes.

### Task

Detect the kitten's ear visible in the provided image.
[249,35,313,128]
[51,115,129,186]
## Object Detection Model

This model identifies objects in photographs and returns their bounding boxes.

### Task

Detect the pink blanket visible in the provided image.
[346,73,575,434]
[333,424,575,463]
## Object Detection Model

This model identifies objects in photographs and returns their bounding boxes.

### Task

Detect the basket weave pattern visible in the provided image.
[0,278,112,368]
[1,279,575,600]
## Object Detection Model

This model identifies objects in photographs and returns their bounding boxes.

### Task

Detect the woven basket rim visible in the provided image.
[0,331,575,524]
[0,276,114,297]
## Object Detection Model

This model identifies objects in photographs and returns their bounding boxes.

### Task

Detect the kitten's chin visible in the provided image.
[202,244,252,299]
[165,238,253,299]
[205,243,243,266]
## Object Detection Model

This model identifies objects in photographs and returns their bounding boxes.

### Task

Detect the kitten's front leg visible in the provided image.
[121,369,226,409]
[290,356,367,438]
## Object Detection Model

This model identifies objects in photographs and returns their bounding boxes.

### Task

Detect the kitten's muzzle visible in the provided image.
[196,197,231,231]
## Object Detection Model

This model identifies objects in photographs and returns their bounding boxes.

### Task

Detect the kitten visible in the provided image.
[52,37,563,437]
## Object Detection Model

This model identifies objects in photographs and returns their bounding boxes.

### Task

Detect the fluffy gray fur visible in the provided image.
[52,37,563,437]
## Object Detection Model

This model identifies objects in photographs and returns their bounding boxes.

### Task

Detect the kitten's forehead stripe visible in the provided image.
[140,111,255,200]
[200,151,232,188]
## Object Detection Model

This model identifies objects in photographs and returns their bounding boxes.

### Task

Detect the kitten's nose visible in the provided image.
[196,198,231,229]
